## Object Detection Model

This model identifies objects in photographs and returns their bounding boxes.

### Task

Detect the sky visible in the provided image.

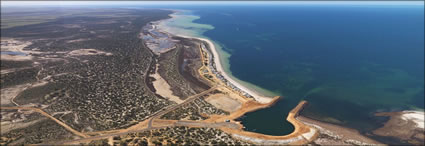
[2,1,424,7]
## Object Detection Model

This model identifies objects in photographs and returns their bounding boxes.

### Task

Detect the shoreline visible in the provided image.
[373,110,425,145]
[182,36,273,103]
[297,116,381,145]
[150,11,393,145]
[156,11,273,104]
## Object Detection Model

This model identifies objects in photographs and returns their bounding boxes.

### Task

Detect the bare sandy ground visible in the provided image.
[205,93,241,112]
[150,63,183,104]
[0,111,46,134]
[1,38,34,61]
[1,84,30,106]
[68,49,112,56]
[1,118,45,134]
[31,80,49,88]
[1,38,32,52]
[0,54,33,61]
[66,38,90,43]
[1,39,112,62]
[1,38,61,61]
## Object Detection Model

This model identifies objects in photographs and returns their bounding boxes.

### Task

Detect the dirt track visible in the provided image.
[0,106,89,138]
[1,90,316,145]
[147,85,218,128]
[1,37,318,145]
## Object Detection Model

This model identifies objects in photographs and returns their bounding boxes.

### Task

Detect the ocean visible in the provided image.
[153,2,424,143]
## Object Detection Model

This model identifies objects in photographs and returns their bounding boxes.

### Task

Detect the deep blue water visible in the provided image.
[139,3,424,143]
[187,4,424,138]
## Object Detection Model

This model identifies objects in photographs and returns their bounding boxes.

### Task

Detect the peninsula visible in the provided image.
[1,4,423,145]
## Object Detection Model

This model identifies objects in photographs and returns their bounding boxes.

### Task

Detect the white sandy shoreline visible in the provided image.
[187,36,273,103]
[155,11,273,103]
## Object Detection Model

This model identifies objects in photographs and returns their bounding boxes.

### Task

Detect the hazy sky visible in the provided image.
[2,1,424,7]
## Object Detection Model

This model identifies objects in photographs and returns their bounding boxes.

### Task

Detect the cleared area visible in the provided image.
[205,93,241,113]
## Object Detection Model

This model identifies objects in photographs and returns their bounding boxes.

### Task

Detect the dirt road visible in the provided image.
[147,86,217,128]
[56,119,241,145]
[0,106,89,138]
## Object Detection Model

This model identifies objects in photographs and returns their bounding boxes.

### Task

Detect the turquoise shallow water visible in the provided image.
[149,3,424,144]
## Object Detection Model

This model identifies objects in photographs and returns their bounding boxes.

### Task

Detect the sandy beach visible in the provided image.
[155,11,273,104]
[190,36,273,103]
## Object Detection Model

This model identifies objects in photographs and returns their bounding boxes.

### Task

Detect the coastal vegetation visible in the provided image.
[0,110,77,145]
[155,37,210,100]
[1,8,259,145]
[94,126,252,145]
[1,8,175,134]
[0,7,367,145]
[2,3,422,145]
[161,95,229,120]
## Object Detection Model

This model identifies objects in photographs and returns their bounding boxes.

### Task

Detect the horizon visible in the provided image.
[1,1,424,145]
[2,1,424,7]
